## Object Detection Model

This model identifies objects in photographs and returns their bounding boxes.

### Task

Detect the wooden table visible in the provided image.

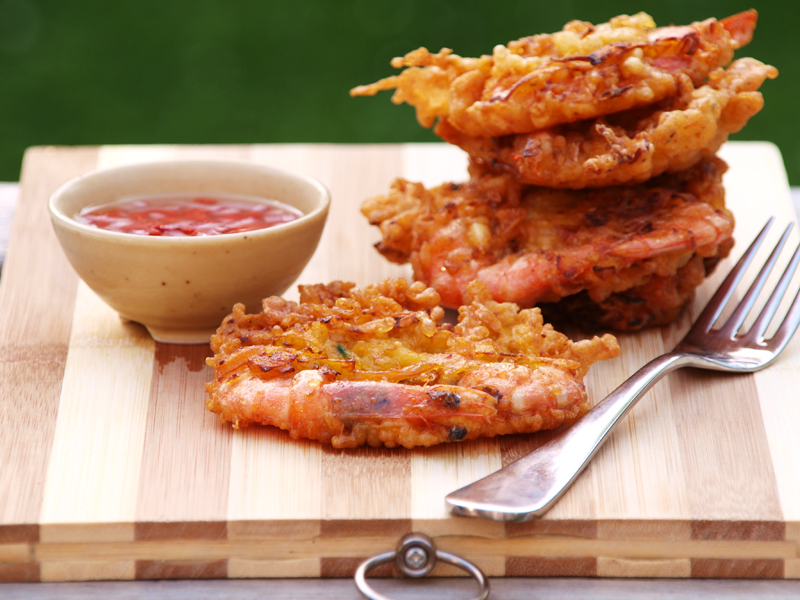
[3,143,800,599]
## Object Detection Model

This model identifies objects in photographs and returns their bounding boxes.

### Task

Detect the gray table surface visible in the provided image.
[2,183,800,599]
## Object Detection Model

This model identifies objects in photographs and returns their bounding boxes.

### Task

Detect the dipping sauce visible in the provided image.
[76,193,303,237]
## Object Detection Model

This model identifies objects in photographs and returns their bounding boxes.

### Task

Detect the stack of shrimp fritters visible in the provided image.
[353,10,777,331]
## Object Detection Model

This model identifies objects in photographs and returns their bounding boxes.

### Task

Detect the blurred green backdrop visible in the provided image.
[0,0,797,182]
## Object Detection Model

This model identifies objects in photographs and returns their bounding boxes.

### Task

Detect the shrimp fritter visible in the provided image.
[206,279,619,448]
[539,252,727,331]
[350,11,756,137]
[361,158,734,330]
[437,58,777,188]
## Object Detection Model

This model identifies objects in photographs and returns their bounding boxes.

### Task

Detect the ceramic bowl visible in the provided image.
[49,159,330,344]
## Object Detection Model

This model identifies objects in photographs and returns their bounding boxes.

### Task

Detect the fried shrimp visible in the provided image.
[539,252,728,331]
[206,279,620,448]
[361,158,733,328]
[437,58,777,189]
[350,11,757,137]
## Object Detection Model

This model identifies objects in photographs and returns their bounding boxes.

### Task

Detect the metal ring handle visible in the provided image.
[354,532,489,600]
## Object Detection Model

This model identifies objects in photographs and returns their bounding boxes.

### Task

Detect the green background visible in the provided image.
[0,0,796,182]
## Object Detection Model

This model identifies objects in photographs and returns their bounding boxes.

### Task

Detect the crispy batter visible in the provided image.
[438,58,777,188]
[206,279,619,448]
[351,11,756,137]
[539,252,730,331]
[361,158,733,328]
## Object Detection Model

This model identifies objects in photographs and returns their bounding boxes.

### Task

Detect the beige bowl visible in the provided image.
[49,160,330,344]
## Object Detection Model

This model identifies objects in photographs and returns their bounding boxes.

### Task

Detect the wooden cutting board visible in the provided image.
[1,142,799,583]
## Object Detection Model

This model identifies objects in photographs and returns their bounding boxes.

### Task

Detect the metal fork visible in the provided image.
[446,218,800,522]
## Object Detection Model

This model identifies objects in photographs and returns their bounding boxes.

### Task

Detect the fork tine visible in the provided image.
[693,217,774,333]
[766,286,800,355]
[749,235,800,342]
[721,222,793,338]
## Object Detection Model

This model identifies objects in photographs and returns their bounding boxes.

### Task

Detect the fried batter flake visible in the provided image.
[206,279,619,448]
[351,11,757,137]
[361,158,734,326]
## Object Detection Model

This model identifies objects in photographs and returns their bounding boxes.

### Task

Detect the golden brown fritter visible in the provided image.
[351,11,757,137]
[437,58,777,188]
[206,279,619,448]
[539,252,730,331]
[361,158,734,329]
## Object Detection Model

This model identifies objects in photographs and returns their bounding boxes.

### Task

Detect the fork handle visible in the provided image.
[445,352,691,521]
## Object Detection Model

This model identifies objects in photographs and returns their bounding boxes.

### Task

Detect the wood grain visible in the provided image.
[321,446,411,521]
[135,344,232,524]
[1,142,799,582]
[39,282,153,542]
[0,147,99,530]
[0,147,98,343]
[670,370,782,521]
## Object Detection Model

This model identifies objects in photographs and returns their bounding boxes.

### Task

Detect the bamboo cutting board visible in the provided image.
[1,142,800,583]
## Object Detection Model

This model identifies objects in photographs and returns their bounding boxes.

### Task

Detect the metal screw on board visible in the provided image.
[355,532,490,600]
[395,533,435,577]
[403,546,428,570]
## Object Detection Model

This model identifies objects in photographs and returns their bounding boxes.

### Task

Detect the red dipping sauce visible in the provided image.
[76,193,303,237]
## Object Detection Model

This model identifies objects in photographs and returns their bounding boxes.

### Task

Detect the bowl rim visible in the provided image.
[48,158,331,244]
